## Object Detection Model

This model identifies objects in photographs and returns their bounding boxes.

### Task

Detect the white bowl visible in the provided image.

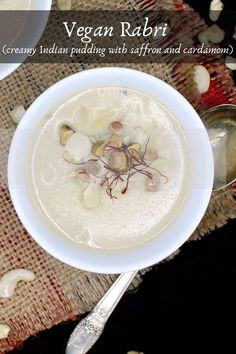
[0,0,52,81]
[8,67,214,274]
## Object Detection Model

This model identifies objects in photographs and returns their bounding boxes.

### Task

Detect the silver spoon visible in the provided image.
[66,104,236,354]
[201,104,236,191]
[66,271,137,354]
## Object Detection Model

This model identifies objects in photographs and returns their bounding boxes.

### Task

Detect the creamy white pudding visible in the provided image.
[29,87,191,249]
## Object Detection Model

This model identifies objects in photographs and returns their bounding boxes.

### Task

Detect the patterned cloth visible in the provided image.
[0,1,235,353]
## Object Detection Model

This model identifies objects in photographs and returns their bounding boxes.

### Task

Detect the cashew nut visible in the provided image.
[0,269,35,298]
[0,324,10,340]
[198,24,225,44]
[65,132,92,162]
[225,56,236,70]
[56,0,72,10]
[207,24,225,44]
[193,65,211,94]
[209,0,224,22]
[198,30,210,44]
[10,105,26,124]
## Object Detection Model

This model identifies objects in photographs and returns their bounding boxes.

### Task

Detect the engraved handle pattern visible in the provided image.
[66,271,137,354]
[66,312,104,354]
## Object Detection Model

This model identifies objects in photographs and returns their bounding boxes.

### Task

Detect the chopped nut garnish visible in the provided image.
[198,30,210,45]
[109,151,128,172]
[144,148,158,162]
[193,65,211,94]
[56,0,72,10]
[207,24,225,44]
[127,143,141,159]
[84,160,102,176]
[104,143,118,158]
[132,126,147,145]
[92,135,122,157]
[109,134,122,148]
[10,105,26,124]
[145,173,160,192]
[60,124,74,146]
[77,168,90,183]
[65,131,92,162]
[209,0,224,22]
[0,324,10,340]
[198,24,225,45]
[83,183,101,209]
[225,56,236,71]
[61,119,168,203]
[92,140,106,157]
[109,121,123,135]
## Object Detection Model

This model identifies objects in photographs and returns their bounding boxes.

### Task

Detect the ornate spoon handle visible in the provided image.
[66,271,137,354]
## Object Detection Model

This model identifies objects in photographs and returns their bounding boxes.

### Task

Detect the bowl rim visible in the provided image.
[8,67,214,274]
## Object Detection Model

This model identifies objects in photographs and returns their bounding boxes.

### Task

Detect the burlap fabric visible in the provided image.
[0,0,236,352]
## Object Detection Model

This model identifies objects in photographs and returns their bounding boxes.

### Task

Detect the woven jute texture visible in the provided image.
[0,0,236,352]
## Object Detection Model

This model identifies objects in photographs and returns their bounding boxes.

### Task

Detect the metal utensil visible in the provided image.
[201,104,236,191]
[66,104,236,354]
[66,271,137,354]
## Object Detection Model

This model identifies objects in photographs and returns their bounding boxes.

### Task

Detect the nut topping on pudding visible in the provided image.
[60,120,167,207]
[30,87,190,249]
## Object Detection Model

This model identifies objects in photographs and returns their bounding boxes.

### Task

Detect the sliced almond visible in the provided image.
[109,134,122,148]
[89,111,111,135]
[209,0,224,22]
[10,105,26,124]
[225,56,236,70]
[0,324,10,340]
[131,126,147,145]
[206,24,225,44]
[56,0,72,10]
[144,148,158,162]
[198,30,210,44]
[83,183,101,209]
[65,132,92,162]
[193,65,211,94]
[145,173,160,192]
[128,143,141,160]
[84,160,101,176]
[73,105,92,133]
[77,168,90,183]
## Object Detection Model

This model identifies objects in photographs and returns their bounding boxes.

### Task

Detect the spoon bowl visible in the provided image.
[201,104,236,191]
